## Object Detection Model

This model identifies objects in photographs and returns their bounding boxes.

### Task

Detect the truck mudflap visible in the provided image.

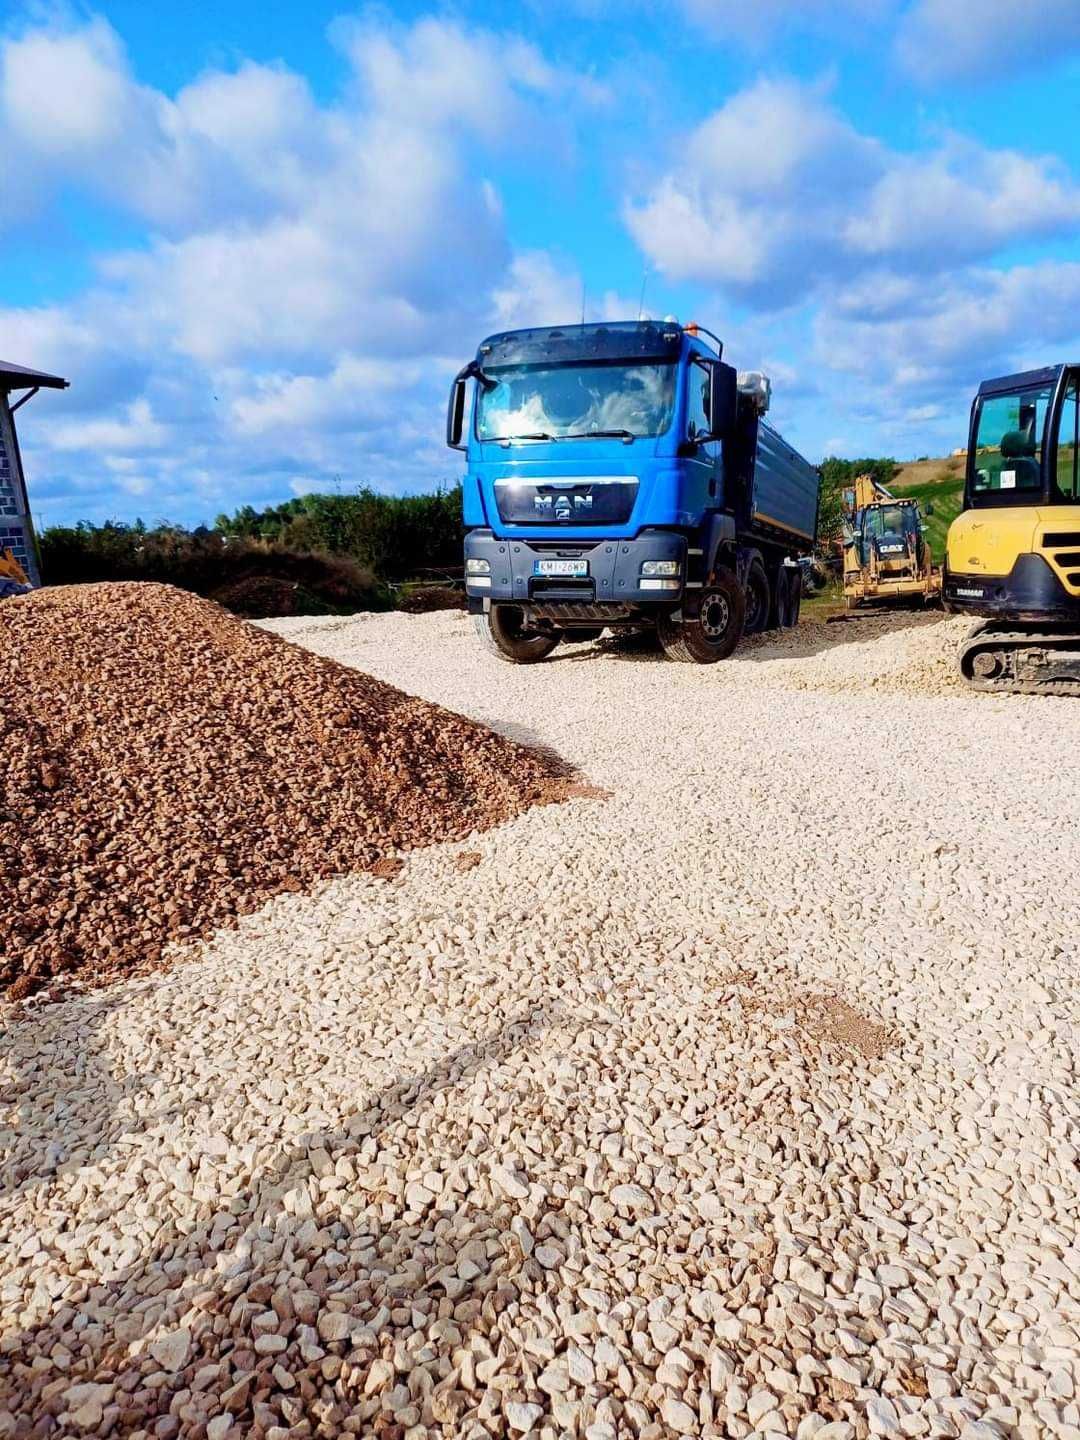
[464,529,688,607]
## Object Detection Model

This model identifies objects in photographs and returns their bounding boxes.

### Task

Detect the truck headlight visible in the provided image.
[641,559,680,577]
[466,558,491,575]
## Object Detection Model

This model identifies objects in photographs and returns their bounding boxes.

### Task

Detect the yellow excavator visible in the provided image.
[944,364,1080,694]
[842,472,940,609]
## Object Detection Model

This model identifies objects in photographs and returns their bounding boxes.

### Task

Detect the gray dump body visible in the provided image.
[750,422,819,547]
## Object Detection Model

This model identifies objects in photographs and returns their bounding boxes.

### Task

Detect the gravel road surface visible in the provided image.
[2,610,1077,1440]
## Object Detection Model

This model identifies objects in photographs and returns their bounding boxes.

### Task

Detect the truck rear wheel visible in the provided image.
[475,605,560,663]
[772,566,791,628]
[744,559,771,634]
[774,566,802,627]
[657,572,745,663]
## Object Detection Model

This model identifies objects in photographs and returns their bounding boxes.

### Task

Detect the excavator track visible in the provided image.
[958,622,1080,696]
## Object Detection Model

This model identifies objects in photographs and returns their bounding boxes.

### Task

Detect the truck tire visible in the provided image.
[657,571,745,663]
[474,606,560,663]
[744,559,771,634]
[772,565,791,628]
[773,566,802,627]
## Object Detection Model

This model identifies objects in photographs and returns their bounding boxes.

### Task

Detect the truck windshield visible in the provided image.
[972,385,1052,494]
[476,362,676,441]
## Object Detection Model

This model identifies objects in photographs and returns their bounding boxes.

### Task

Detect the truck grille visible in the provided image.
[494,478,637,526]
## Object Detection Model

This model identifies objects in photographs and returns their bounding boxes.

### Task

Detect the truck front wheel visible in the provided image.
[474,605,560,663]
[657,572,745,663]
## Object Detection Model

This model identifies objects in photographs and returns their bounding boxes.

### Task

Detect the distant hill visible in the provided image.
[890,454,965,557]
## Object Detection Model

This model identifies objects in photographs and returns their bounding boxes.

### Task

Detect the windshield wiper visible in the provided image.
[495,428,637,444]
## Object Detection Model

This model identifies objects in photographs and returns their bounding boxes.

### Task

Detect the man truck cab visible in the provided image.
[447,320,819,664]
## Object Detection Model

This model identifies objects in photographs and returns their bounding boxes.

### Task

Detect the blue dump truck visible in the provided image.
[447,319,820,663]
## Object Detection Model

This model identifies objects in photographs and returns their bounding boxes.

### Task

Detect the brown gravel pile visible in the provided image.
[1,583,577,1000]
[396,584,468,614]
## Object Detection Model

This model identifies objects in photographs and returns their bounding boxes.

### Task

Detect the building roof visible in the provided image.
[0,361,69,393]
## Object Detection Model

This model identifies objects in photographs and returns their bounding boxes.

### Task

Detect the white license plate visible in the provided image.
[880,544,904,553]
[534,559,588,577]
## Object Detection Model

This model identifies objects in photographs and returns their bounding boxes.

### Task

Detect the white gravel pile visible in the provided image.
[2,610,1078,1440]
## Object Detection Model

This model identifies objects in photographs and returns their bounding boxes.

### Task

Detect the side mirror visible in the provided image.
[925,502,935,516]
[447,377,467,450]
[706,363,736,439]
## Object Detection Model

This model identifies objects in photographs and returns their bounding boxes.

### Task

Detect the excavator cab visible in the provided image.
[945,363,1080,692]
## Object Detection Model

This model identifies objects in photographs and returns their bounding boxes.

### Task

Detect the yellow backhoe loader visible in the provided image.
[841,472,940,609]
[944,364,1080,694]
[0,548,32,598]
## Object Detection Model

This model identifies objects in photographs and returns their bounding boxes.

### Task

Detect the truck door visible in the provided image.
[686,357,720,511]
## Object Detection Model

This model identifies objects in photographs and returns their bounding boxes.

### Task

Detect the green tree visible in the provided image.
[817,457,899,545]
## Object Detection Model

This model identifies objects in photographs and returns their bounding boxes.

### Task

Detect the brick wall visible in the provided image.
[0,397,40,586]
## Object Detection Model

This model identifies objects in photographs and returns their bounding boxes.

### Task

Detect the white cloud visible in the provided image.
[626,77,1080,308]
[0,18,133,155]
[491,252,589,330]
[676,0,1080,84]
[897,0,1080,83]
[680,0,892,44]
[0,15,605,236]
[815,261,1080,399]
[226,356,425,436]
[844,137,1080,261]
[47,398,169,453]
[490,252,646,333]
[332,15,608,130]
[0,13,611,525]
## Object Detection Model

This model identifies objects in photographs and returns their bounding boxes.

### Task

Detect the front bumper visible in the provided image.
[464,529,687,610]
[943,553,1080,622]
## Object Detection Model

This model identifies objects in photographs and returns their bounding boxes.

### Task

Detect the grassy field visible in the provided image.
[801,577,846,620]
[890,454,965,558]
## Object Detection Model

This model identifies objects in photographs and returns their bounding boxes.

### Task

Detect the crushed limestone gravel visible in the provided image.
[2,606,1078,1440]
[0,584,575,1000]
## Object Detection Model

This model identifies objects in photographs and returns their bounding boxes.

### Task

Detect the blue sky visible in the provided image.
[4,0,1080,527]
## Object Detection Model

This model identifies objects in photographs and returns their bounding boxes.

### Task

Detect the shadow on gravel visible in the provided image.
[0,1006,562,1436]
[1,991,153,1204]
[539,608,953,668]
[548,630,666,665]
